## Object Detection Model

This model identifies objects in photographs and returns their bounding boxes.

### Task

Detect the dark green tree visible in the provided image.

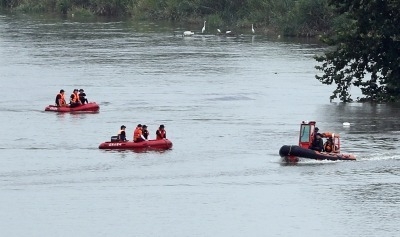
[315,0,400,102]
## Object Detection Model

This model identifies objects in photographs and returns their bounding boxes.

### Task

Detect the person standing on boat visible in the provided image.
[79,89,88,104]
[118,125,127,141]
[69,89,82,108]
[309,133,324,152]
[55,89,67,107]
[311,127,321,146]
[142,125,149,140]
[156,125,167,140]
[133,124,146,142]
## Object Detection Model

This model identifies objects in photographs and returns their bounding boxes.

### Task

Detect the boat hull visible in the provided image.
[279,145,356,162]
[99,139,173,151]
[45,102,100,112]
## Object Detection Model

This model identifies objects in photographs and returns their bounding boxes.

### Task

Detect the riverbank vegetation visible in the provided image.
[1,0,335,36]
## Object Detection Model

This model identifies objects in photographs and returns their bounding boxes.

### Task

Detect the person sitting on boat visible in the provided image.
[69,89,82,108]
[142,125,149,140]
[309,133,324,152]
[79,89,88,104]
[55,89,67,107]
[133,124,146,142]
[324,137,334,153]
[118,125,127,141]
[156,124,167,140]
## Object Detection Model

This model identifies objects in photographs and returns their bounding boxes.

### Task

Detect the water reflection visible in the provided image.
[315,103,400,158]
[318,103,400,133]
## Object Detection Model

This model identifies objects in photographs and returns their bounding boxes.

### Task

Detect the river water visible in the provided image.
[1,13,399,237]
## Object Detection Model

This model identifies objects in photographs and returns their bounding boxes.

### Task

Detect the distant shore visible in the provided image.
[0,0,335,38]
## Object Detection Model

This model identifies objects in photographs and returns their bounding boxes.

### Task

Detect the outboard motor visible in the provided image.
[111,136,119,142]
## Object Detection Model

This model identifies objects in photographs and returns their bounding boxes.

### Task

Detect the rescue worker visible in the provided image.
[309,133,324,152]
[142,125,149,140]
[55,89,67,107]
[133,124,146,142]
[324,137,334,153]
[311,127,321,146]
[156,124,167,140]
[79,89,88,104]
[69,89,82,108]
[118,125,127,141]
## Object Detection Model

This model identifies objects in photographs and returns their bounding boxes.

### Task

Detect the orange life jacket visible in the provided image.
[156,129,166,140]
[70,93,80,103]
[57,93,66,105]
[133,127,142,141]
[324,140,333,152]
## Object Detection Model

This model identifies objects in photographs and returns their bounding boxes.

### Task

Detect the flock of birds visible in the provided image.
[182,21,255,37]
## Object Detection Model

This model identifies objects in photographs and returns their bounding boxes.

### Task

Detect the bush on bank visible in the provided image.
[0,0,335,37]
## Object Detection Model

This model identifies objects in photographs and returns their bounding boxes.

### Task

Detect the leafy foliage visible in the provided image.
[272,0,333,36]
[315,0,400,102]
[1,0,334,36]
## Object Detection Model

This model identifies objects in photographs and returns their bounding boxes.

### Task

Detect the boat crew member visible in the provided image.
[156,124,166,140]
[133,124,146,142]
[311,127,321,145]
[55,89,67,107]
[70,89,82,108]
[79,89,88,104]
[324,137,334,152]
[309,133,324,152]
[314,127,320,137]
[118,125,127,141]
[142,125,149,140]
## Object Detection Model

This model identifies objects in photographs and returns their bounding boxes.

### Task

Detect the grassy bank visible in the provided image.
[1,0,337,36]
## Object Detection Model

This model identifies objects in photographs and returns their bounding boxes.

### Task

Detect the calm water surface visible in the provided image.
[0,13,399,237]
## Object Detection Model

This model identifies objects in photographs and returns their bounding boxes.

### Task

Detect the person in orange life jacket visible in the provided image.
[324,137,334,153]
[133,124,146,142]
[118,125,127,141]
[156,124,166,140]
[69,89,82,108]
[55,89,67,107]
[142,125,149,140]
[79,89,88,104]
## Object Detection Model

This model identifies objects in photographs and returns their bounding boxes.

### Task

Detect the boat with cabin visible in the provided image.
[279,121,356,162]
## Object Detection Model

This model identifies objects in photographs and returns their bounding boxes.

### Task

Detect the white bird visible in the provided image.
[226,30,237,36]
[252,24,255,34]
[217,29,221,33]
[183,31,194,36]
[202,21,206,33]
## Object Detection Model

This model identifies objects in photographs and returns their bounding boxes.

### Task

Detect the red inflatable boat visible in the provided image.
[45,102,100,112]
[99,139,173,151]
